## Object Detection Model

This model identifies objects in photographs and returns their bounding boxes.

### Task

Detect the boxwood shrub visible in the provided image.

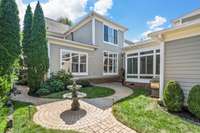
[188,85,200,118]
[76,80,91,87]
[163,80,184,112]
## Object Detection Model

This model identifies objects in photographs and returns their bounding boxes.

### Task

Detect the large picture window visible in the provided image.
[61,49,87,75]
[126,49,160,80]
[104,25,118,44]
[104,51,118,74]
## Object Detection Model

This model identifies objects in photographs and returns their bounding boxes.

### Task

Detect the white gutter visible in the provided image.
[47,36,98,51]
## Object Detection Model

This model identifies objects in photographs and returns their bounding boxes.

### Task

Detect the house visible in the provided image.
[124,8,200,99]
[46,12,128,82]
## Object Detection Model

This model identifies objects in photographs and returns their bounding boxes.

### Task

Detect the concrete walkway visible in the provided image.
[12,82,136,133]
[11,85,60,105]
[84,82,133,109]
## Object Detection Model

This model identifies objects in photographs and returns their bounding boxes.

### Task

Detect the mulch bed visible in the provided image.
[158,101,200,125]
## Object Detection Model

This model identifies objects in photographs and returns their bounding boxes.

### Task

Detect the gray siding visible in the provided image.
[49,19,124,79]
[66,21,92,44]
[49,43,121,79]
[165,35,200,99]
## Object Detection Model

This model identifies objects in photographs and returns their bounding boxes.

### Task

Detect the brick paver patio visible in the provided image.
[12,83,136,133]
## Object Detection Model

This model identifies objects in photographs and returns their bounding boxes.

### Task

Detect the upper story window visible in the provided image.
[104,25,118,45]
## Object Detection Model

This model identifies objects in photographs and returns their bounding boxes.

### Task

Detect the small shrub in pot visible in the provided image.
[163,80,184,112]
[188,85,200,118]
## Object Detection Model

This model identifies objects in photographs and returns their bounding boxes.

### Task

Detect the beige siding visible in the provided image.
[165,35,200,98]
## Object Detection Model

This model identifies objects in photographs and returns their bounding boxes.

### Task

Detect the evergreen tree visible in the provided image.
[22,4,32,67]
[0,0,20,101]
[28,2,49,93]
[57,17,73,26]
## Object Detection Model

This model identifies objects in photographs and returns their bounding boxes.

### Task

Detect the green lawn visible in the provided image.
[13,101,79,133]
[112,88,200,133]
[0,105,9,133]
[43,86,115,99]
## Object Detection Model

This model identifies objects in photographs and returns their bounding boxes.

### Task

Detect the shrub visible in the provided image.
[163,80,184,112]
[188,85,200,118]
[36,88,50,96]
[50,70,73,89]
[47,79,64,92]
[76,80,91,87]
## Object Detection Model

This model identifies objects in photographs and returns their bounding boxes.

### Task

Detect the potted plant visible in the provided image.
[150,77,160,98]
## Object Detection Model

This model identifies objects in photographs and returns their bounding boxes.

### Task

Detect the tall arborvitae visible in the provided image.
[22,5,32,67]
[28,2,49,93]
[0,0,20,101]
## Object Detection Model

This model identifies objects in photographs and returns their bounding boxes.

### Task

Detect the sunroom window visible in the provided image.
[61,49,87,75]
[104,51,118,74]
[126,49,160,80]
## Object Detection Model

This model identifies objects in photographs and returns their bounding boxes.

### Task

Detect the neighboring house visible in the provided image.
[46,12,128,80]
[124,8,200,100]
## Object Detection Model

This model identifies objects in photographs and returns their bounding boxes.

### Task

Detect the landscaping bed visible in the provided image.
[13,101,79,133]
[42,86,115,99]
[112,88,200,133]
[0,105,9,133]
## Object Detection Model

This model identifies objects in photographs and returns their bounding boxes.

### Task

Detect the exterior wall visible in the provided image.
[165,35,200,99]
[49,42,122,79]
[66,21,93,45]
[95,19,124,74]
[49,19,124,79]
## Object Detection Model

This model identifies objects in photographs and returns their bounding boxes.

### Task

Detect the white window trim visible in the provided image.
[126,47,160,83]
[103,51,118,75]
[60,49,88,76]
[103,24,119,46]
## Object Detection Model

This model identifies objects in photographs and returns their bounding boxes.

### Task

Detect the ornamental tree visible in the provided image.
[0,0,21,102]
[28,2,49,93]
[22,5,33,67]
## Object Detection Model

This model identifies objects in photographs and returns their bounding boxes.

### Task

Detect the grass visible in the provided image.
[0,105,9,133]
[13,101,79,133]
[42,86,115,99]
[112,88,200,133]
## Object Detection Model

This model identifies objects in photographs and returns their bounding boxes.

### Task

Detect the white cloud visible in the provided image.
[141,16,167,39]
[147,16,167,29]
[16,0,88,27]
[94,0,113,15]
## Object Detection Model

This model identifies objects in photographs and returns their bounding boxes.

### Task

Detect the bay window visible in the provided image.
[126,49,160,81]
[61,49,87,75]
[104,51,118,74]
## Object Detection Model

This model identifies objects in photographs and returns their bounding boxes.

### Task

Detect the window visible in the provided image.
[156,50,160,75]
[126,49,160,80]
[104,25,118,44]
[140,56,153,74]
[104,51,118,74]
[61,49,87,75]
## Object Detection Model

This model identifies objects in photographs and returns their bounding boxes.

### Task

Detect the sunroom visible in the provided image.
[124,40,161,83]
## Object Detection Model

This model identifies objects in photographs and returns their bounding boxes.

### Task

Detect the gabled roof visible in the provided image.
[45,17,70,34]
[65,11,128,35]
[172,8,200,23]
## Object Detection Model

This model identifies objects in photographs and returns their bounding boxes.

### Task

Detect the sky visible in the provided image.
[17,0,200,42]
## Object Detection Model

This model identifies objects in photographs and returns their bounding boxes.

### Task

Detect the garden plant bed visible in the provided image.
[41,86,115,99]
[112,88,200,133]
[13,101,79,133]
[0,105,9,133]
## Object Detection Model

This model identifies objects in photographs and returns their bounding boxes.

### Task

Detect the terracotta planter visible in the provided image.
[150,82,160,98]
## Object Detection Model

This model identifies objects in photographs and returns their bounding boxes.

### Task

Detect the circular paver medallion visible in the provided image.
[33,100,110,130]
